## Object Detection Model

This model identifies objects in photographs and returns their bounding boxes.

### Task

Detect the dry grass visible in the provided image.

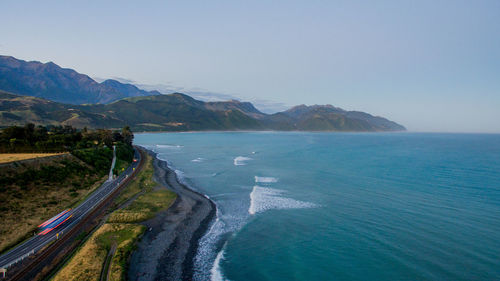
[0,155,106,253]
[0,153,68,164]
[52,223,144,281]
[107,211,150,224]
[101,224,146,281]
[52,152,176,281]
[52,227,107,281]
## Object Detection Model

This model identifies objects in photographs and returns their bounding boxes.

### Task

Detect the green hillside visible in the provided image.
[0,91,405,132]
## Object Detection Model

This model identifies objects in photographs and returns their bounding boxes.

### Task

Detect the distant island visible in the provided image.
[0,55,405,132]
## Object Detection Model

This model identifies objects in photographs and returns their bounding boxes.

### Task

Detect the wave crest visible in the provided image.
[254,176,278,183]
[233,156,252,166]
[156,144,183,149]
[249,186,317,215]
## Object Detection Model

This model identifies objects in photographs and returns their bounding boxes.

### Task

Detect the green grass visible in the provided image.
[72,147,113,176]
[52,223,144,281]
[52,151,176,281]
[95,224,144,251]
[113,153,155,207]
[108,190,176,223]
[109,152,176,223]
[113,159,129,176]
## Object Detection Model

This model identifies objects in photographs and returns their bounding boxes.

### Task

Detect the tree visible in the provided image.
[121,126,134,146]
[24,123,35,142]
[97,129,113,148]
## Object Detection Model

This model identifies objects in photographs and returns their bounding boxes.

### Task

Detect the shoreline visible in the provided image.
[128,149,216,281]
[134,129,408,134]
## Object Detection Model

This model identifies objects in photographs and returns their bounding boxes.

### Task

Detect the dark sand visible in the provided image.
[128,150,216,281]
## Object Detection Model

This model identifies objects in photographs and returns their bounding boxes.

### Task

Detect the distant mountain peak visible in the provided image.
[170,92,194,98]
[284,104,344,119]
[205,99,266,119]
[0,55,161,104]
[45,61,58,67]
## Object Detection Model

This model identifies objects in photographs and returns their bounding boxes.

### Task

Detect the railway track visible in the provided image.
[2,147,145,281]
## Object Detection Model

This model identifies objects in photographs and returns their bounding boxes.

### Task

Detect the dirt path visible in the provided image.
[100,244,116,281]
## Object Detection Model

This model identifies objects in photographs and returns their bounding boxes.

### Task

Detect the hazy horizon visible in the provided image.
[1,0,499,133]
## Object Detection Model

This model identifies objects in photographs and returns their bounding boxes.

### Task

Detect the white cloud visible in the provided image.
[137,83,290,113]
[92,76,290,114]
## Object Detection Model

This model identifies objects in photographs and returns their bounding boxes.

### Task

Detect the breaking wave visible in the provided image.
[249,186,318,215]
[194,208,228,281]
[254,176,278,183]
[156,144,183,149]
[233,156,252,166]
[210,243,229,281]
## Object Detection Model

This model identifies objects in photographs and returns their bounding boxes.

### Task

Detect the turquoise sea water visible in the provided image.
[134,132,500,281]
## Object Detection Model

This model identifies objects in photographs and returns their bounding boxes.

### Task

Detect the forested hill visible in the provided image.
[0,124,135,253]
[0,91,405,132]
[0,55,405,132]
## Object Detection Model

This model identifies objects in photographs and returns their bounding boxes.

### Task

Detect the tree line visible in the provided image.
[0,124,134,153]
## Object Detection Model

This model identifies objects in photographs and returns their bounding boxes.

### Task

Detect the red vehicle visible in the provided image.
[38,209,73,235]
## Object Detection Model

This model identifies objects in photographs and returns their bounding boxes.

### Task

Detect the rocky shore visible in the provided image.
[128,150,216,281]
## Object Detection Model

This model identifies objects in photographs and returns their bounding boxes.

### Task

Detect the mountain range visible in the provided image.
[0,56,405,132]
[0,55,160,104]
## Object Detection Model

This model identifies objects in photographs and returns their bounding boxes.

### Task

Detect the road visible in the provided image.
[0,148,141,271]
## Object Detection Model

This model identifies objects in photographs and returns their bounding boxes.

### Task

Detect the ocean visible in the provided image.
[134,132,500,281]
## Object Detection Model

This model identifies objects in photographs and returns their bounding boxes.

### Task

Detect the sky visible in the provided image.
[1,0,499,132]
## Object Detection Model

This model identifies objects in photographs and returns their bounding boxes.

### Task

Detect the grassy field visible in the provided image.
[113,153,155,207]
[0,154,107,254]
[0,152,68,164]
[52,152,177,281]
[108,190,176,223]
[52,223,145,281]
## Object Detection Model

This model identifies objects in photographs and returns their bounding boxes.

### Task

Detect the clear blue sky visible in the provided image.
[1,0,499,132]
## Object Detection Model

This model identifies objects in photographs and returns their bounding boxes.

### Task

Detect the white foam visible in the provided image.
[194,207,227,281]
[249,186,318,215]
[192,157,205,162]
[233,156,252,166]
[254,176,278,183]
[174,169,186,183]
[156,144,183,149]
[210,247,228,281]
[139,144,156,152]
[156,153,169,162]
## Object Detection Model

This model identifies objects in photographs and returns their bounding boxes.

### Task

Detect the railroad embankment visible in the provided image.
[52,152,176,281]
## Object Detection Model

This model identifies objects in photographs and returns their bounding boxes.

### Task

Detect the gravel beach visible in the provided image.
[128,150,216,281]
